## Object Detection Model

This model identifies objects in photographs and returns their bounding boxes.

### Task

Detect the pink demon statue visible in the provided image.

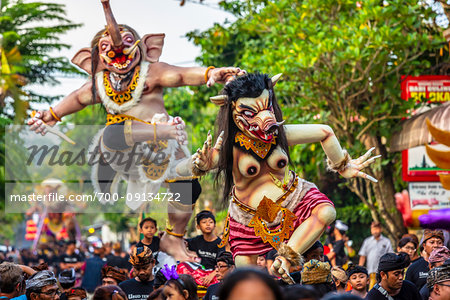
[192,73,379,283]
[28,0,245,262]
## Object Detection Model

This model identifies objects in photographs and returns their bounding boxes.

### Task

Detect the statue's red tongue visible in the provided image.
[101,0,123,49]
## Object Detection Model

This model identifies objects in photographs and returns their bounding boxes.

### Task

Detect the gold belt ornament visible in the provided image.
[218,214,230,248]
[106,113,147,125]
[229,173,299,250]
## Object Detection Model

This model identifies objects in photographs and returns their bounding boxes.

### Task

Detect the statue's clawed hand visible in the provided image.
[339,147,381,183]
[271,256,295,284]
[192,131,224,174]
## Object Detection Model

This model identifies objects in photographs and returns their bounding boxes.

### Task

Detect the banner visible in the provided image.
[401,75,450,103]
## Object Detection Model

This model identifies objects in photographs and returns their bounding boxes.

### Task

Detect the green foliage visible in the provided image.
[0,0,82,121]
[0,0,81,242]
[181,0,445,236]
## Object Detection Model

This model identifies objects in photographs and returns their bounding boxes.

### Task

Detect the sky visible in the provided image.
[27,0,235,98]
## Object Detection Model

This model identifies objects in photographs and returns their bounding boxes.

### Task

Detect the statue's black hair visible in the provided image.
[215,72,290,203]
[223,72,272,101]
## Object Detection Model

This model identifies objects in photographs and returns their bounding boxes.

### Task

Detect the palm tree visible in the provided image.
[0,0,81,122]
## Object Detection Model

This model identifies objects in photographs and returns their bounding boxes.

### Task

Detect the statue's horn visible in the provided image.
[210,95,228,106]
[101,0,123,49]
[271,73,283,86]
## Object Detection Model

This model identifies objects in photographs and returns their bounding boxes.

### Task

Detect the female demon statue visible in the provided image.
[192,73,379,283]
[28,0,245,262]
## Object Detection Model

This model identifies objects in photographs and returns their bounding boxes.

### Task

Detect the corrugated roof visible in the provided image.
[389,102,450,152]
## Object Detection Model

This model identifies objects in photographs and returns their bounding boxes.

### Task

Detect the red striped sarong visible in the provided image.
[228,183,333,258]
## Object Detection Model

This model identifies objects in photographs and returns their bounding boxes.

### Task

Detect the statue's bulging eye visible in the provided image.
[101,44,107,51]
[125,37,133,43]
[243,111,254,118]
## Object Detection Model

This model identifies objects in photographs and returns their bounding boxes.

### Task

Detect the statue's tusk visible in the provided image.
[123,40,140,55]
[100,54,112,64]
[271,73,283,86]
[210,95,228,106]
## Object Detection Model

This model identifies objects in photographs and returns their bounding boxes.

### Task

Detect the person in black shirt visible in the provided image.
[59,241,84,272]
[346,265,369,298]
[187,211,223,270]
[106,242,131,271]
[326,220,353,267]
[204,252,235,300]
[119,246,155,300]
[366,252,421,300]
[136,218,160,253]
[406,229,444,291]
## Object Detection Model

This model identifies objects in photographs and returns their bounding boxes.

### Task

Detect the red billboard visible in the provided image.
[401,75,450,103]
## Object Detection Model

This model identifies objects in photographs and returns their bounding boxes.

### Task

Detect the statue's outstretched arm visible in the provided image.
[285,124,380,182]
[150,62,245,88]
[28,81,98,133]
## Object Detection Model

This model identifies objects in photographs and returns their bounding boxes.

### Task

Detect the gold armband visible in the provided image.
[124,120,134,146]
[49,107,62,122]
[204,66,215,83]
[326,150,350,173]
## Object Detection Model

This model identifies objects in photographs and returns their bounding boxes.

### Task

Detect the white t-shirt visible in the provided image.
[358,234,394,274]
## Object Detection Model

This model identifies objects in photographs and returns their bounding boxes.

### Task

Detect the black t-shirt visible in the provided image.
[366,280,421,300]
[106,254,131,270]
[419,283,430,300]
[136,237,160,253]
[59,253,83,265]
[331,239,347,267]
[203,282,221,300]
[187,235,224,270]
[405,257,429,290]
[119,278,154,300]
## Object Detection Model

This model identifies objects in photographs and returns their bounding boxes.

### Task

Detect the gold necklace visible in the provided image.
[103,65,140,105]
[234,131,276,159]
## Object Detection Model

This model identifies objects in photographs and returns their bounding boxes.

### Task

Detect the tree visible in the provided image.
[0,0,81,123]
[0,0,81,243]
[185,0,446,241]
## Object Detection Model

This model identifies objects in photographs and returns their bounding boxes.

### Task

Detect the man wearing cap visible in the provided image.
[119,246,155,299]
[359,221,394,289]
[300,260,336,296]
[203,252,235,300]
[419,246,450,300]
[427,259,450,300]
[366,252,421,300]
[101,265,128,286]
[331,266,348,292]
[347,265,369,298]
[25,270,61,300]
[406,229,444,291]
[58,268,76,300]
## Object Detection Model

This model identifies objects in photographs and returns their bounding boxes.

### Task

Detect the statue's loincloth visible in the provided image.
[88,114,193,210]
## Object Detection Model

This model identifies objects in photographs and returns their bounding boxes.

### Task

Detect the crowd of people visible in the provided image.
[0,211,449,300]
